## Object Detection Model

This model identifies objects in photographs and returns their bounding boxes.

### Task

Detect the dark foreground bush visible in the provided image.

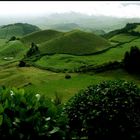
[64,80,140,140]
[0,87,69,140]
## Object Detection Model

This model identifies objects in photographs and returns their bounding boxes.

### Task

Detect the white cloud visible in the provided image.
[0,1,140,18]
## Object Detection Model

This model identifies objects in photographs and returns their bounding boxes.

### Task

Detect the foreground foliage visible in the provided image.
[65,80,140,140]
[0,87,68,140]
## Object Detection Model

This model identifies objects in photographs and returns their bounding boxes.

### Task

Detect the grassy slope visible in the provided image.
[0,40,28,65]
[0,39,7,47]
[39,30,111,55]
[1,62,140,102]
[0,40,27,58]
[133,25,140,32]
[21,29,63,45]
[109,33,137,43]
[35,38,140,71]
[0,23,40,39]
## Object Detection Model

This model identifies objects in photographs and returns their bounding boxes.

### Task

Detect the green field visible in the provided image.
[109,33,137,43]
[1,61,140,102]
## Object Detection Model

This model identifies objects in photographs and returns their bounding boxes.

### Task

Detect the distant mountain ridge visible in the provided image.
[45,22,106,35]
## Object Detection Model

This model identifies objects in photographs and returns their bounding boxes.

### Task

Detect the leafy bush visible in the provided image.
[8,36,16,41]
[64,80,140,140]
[65,74,71,79]
[18,60,26,67]
[0,87,69,140]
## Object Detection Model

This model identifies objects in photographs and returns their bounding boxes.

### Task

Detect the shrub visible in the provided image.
[64,80,140,140]
[53,92,63,106]
[8,36,16,41]
[18,60,26,67]
[0,87,69,140]
[26,42,40,58]
[65,74,71,79]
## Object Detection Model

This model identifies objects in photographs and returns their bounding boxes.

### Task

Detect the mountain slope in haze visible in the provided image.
[21,29,63,45]
[39,29,111,55]
[0,23,41,39]
[49,23,80,31]
[46,23,106,35]
[104,23,140,39]
[31,12,140,33]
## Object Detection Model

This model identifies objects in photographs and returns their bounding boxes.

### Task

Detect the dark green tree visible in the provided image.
[26,42,39,57]
[123,46,140,73]
[18,60,26,67]
[9,36,16,41]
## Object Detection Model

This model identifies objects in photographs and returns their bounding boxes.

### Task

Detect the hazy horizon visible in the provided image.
[0,1,140,18]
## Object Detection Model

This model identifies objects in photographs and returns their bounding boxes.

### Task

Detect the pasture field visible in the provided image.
[0,61,140,102]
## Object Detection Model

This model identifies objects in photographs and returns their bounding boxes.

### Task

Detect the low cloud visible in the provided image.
[0,1,140,18]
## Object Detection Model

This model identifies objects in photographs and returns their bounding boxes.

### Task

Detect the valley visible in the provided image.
[1,22,140,102]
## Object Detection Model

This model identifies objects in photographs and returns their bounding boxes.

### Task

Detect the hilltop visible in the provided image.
[39,29,111,55]
[21,29,62,45]
[0,23,41,39]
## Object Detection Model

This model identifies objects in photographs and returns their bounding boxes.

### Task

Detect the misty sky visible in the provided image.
[1,1,140,18]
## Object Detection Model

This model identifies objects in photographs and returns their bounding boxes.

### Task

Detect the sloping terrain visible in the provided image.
[0,40,27,59]
[39,30,111,55]
[104,23,140,43]
[0,23,41,39]
[21,29,63,45]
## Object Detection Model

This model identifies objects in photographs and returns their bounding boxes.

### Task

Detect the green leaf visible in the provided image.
[0,104,4,114]
[49,127,60,134]
[4,99,9,109]
[0,115,3,126]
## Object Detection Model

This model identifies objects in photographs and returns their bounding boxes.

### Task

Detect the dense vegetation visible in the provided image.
[0,80,139,139]
[0,87,68,140]
[123,46,140,73]
[65,80,140,140]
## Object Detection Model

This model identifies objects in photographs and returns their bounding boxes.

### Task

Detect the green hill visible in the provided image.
[0,23,41,39]
[0,40,27,59]
[103,23,140,44]
[21,29,62,45]
[39,30,111,55]
[104,23,140,39]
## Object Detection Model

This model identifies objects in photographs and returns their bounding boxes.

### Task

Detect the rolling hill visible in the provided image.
[39,29,111,55]
[0,40,27,59]
[0,23,41,39]
[21,29,62,45]
[104,23,140,42]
